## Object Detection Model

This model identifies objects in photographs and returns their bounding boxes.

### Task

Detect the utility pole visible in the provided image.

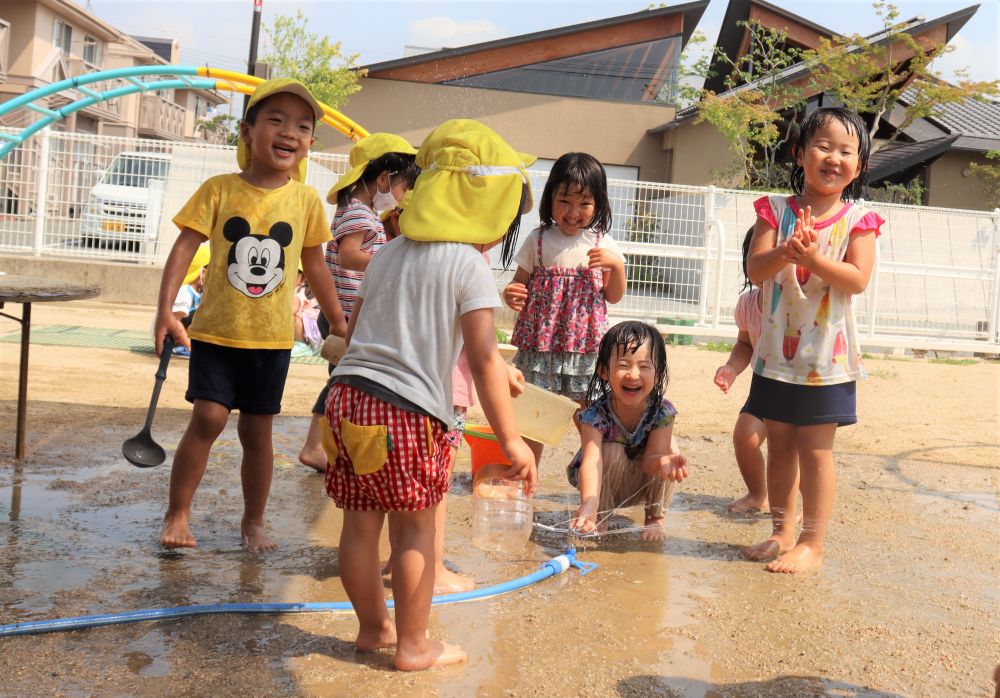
[243,0,263,114]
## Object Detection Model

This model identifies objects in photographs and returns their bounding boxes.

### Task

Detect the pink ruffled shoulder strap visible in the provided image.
[851,210,886,237]
[753,196,778,228]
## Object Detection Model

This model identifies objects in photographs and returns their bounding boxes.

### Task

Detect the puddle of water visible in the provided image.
[123,628,172,677]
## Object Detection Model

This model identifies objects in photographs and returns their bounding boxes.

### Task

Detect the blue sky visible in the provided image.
[88,0,999,88]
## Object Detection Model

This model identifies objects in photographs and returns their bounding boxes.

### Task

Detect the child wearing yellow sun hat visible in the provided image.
[153,77,347,555]
[321,119,537,672]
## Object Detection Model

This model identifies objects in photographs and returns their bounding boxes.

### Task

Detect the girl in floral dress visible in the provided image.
[503,152,626,465]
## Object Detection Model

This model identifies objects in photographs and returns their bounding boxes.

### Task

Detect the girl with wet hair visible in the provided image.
[566,321,687,541]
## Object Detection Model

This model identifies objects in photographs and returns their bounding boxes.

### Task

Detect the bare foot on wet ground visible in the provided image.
[765,543,823,574]
[394,640,468,672]
[161,512,197,548]
[241,520,277,553]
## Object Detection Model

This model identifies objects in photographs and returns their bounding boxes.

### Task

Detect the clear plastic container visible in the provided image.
[512,382,579,446]
[471,477,533,553]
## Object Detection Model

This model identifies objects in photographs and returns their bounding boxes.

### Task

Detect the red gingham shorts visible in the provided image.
[324,382,452,511]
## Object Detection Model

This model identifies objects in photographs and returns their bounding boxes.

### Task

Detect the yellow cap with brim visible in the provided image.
[183,244,211,285]
[399,119,535,244]
[237,77,324,182]
[326,133,417,204]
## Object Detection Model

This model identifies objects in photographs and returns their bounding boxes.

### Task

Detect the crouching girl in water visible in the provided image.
[568,321,687,541]
[743,106,883,574]
[323,119,536,671]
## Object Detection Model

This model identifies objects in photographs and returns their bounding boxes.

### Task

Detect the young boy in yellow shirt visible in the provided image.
[153,78,346,552]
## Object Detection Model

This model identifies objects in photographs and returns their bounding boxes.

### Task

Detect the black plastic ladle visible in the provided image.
[122,335,175,468]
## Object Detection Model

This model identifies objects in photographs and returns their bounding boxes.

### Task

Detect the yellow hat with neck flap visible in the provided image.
[399,119,535,244]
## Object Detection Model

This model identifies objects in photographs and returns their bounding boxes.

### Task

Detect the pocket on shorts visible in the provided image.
[340,419,389,476]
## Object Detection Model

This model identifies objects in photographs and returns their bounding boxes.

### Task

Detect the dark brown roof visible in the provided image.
[704,0,839,94]
[867,136,959,181]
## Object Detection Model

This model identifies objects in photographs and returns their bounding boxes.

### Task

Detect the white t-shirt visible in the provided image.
[513,226,624,272]
[333,238,501,425]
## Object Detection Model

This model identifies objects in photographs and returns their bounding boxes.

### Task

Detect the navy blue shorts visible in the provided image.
[186,340,291,414]
[742,372,856,427]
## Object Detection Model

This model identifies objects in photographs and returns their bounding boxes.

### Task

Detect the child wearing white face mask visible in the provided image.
[298,133,419,472]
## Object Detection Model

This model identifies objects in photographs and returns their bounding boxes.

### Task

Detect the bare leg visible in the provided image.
[728,413,769,512]
[341,509,395,651]
[766,422,837,574]
[640,514,667,541]
[389,507,467,671]
[298,413,327,473]
[237,412,277,553]
[742,420,799,562]
[161,399,229,548]
[433,448,475,593]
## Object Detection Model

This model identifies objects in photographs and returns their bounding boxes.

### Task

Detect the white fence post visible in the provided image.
[710,219,726,328]
[867,236,881,339]
[699,185,716,323]
[32,130,50,256]
[991,208,1000,344]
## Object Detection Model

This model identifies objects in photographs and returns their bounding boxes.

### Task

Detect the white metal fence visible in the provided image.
[2,129,998,353]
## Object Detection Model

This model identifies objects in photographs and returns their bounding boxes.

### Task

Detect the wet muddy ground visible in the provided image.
[1,301,998,697]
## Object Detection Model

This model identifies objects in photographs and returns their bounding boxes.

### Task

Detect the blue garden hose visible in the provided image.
[0,549,596,638]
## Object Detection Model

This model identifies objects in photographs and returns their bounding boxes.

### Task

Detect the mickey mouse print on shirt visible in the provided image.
[223,216,293,298]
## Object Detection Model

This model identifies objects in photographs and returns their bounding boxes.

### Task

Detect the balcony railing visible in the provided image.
[0,18,10,80]
[138,93,186,140]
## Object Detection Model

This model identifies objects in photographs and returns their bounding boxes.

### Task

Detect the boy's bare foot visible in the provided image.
[355,622,397,652]
[727,494,769,513]
[161,513,197,548]
[394,640,467,672]
[992,663,1000,698]
[298,445,327,473]
[741,535,793,562]
[764,542,823,574]
[433,567,476,594]
[241,521,277,553]
[640,516,667,542]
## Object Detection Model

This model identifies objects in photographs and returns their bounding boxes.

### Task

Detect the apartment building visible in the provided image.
[0,0,226,141]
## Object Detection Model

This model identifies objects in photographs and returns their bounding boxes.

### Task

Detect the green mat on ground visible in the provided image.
[0,324,327,365]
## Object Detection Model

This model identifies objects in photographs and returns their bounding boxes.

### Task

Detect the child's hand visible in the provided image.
[154,311,188,357]
[587,247,620,271]
[570,499,598,534]
[657,453,688,482]
[714,365,737,393]
[503,282,528,311]
[784,233,819,267]
[506,364,525,398]
[498,437,537,496]
[328,314,348,338]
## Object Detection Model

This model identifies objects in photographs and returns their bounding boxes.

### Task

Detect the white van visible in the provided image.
[81,151,170,251]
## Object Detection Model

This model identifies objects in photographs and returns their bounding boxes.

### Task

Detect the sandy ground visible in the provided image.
[0,300,998,697]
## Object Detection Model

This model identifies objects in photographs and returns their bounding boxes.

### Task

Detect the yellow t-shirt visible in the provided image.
[173,173,331,349]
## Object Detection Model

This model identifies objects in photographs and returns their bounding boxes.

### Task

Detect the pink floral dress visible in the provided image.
[512,227,609,400]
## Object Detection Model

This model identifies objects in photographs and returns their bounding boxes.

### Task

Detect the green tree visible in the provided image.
[969,151,1000,208]
[692,20,805,188]
[195,113,239,146]
[260,10,364,110]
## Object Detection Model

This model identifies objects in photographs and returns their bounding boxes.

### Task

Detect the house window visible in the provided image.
[52,19,72,54]
[82,35,99,65]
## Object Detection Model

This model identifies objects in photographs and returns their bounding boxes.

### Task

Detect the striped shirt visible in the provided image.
[324,198,386,319]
